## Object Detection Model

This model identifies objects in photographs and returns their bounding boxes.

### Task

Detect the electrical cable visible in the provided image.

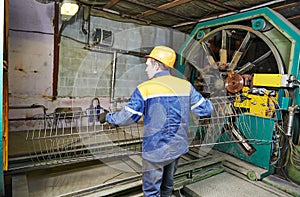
[9,28,87,45]
[60,34,87,44]
[289,138,300,170]
[9,28,53,35]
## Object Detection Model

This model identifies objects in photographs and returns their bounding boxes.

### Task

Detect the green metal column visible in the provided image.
[0,0,5,195]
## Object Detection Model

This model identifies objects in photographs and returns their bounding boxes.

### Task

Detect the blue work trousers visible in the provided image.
[142,158,179,197]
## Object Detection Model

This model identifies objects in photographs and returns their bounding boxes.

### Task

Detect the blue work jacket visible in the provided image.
[106,71,213,162]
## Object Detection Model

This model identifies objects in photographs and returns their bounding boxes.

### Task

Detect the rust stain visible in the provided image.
[40,94,54,99]
[26,121,37,127]
[25,113,33,119]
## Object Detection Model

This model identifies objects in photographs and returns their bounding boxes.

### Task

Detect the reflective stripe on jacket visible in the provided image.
[106,71,213,162]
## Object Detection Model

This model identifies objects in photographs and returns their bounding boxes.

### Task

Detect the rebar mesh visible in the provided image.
[8,95,283,170]
[22,110,143,168]
[189,96,282,147]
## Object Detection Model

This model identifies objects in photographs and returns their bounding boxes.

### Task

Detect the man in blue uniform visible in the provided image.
[106,46,213,197]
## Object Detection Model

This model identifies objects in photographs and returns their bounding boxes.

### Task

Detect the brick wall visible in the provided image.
[58,12,186,99]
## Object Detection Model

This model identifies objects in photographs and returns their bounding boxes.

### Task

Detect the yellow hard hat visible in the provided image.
[145,46,176,68]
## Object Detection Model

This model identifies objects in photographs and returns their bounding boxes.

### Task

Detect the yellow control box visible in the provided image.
[252,74,282,87]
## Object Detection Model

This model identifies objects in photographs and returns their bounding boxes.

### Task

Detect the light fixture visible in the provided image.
[60,0,79,17]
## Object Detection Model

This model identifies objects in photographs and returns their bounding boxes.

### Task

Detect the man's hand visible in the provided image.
[99,109,109,123]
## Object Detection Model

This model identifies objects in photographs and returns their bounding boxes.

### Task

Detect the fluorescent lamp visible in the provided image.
[61,0,79,16]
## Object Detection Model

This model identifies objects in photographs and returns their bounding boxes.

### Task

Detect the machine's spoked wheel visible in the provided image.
[196,25,284,96]
[188,25,285,156]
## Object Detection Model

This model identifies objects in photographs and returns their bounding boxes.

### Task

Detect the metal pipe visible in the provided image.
[9,104,47,114]
[87,7,91,45]
[287,105,299,136]
[8,104,48,129]
[53,1,60,98]
[111,51,117,108]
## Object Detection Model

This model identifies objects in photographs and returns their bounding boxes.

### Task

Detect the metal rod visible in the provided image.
[111,51,117,103]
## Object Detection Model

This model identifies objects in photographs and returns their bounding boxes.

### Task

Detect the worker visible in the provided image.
[105,46,213,197]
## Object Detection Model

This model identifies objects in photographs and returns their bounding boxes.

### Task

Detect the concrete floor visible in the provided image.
[8,129,299,197]
[10,154,300,197]
[183,171,297,197]
[12,159,142,197]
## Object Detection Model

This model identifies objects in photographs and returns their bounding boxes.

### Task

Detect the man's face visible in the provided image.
[145,58,158,79]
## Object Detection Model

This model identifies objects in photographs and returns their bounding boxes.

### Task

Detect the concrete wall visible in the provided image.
[9,0,54,97]
[8,0,187,131]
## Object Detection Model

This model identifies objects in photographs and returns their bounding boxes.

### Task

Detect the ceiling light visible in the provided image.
[60,0,79,16]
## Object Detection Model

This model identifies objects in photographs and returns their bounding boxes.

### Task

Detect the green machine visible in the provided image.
[178,7,300,180]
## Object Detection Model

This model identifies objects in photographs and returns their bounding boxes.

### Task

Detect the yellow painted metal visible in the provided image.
[2,65,8,171]
[3,0,8,172]
[220,49,227,65]
[234,87,278,118]
[252,74,282,87]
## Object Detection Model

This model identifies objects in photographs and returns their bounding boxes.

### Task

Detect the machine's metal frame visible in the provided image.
[178,7,300,174]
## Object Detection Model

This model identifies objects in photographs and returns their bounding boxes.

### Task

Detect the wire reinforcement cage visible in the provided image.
[8,96,283,171]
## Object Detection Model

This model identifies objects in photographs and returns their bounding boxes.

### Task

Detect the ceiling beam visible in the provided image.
[287,15,300,21]
[91,7,152,24]
[172,0,287,28]
[104,0,121,9]
[272,1,300,10]
[205,0,240,12]
[137,0,192,17]
[126,0,197,21]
